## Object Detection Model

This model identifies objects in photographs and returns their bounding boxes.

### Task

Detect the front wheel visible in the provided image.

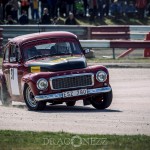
[91,90,113,109]
[0,85,12,106]
[24,86,46,111]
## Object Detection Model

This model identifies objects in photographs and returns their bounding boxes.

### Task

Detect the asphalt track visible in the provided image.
[0,68,150,135]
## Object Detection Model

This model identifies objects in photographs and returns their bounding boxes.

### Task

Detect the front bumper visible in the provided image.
[34,86,112,102]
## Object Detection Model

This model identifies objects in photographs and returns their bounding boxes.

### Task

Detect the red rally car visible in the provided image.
[0,31,113,110]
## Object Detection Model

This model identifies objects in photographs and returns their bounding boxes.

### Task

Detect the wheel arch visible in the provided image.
[22,73,39,96]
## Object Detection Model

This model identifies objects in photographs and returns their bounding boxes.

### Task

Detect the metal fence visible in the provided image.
[1,25,150,44]
[1,25,150,58]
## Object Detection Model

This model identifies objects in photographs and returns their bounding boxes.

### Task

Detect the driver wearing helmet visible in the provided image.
[24,46,38,60]
[50,42,69,55]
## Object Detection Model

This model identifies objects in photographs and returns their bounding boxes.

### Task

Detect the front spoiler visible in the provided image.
[34,87,112,102]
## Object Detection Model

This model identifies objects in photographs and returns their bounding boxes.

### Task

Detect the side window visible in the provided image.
[3,45,9,62]
[10,45,16,57]
[10,45,17,63]
[16,46,21,61]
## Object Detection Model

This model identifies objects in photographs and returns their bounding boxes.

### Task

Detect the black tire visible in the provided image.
[24,85,46,111]
[0,84,12,106]
[66,101,76,107]
[91,90,113,109]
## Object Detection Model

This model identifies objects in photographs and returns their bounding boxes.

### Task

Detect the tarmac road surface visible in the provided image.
[0,68,150,135]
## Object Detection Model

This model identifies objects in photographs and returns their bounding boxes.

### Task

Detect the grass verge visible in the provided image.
[0,57,2,64]
[87,58,150,63]
[0,130,150,150]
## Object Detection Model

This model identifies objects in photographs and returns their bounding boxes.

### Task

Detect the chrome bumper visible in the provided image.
[34,87,112,102]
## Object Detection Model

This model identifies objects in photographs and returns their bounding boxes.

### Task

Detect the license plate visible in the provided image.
[63,89,87,98]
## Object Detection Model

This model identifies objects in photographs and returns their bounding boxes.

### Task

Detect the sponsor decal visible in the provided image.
[51,58,67,63]
[31,66,41,73]
[66,56,78,60]
[51,57,78,63]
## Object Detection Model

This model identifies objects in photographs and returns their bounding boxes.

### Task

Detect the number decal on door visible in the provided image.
[10,68,20,95]
[10,68,14,80]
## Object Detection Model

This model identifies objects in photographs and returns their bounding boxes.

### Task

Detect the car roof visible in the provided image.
[9,31,77,45]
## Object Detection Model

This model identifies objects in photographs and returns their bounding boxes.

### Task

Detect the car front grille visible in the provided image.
[50,73,94,90]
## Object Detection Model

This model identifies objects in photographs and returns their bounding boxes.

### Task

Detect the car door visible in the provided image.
[3,43,24,97]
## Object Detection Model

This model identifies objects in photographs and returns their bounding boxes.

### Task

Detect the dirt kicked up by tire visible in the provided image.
[0,85,12,106]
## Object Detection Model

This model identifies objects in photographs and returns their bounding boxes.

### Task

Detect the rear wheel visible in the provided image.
[24,86,46,111]
[91,90,113,109]
[66,101,76,107]
[0,85,12,106]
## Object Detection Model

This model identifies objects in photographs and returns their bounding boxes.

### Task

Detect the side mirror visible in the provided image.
[83,49,90,54]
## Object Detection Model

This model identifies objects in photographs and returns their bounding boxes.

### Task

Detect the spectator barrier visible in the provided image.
[89,25,150,40]
[80,40,150,59]
[144,32,150,57]
[0,25,88,44]
[1,25,150,58]
[89,26,130,39]
[1,25,150,44]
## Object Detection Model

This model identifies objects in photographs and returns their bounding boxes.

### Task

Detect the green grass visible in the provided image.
[0,130,150,150]
[0,57,2,63]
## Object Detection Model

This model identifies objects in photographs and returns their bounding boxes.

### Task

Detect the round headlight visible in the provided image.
[96,71,107,82]
[37,78,48,90]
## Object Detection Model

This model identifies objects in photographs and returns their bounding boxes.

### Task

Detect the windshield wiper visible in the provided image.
[27,55,43,61]
[57,52,73,56]
[42,53,57,57]
[42,53,73,57]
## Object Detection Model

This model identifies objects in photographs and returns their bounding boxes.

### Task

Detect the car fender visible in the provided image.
[21,72,51,96]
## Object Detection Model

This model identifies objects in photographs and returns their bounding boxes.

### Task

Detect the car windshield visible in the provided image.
[23,38,82,61]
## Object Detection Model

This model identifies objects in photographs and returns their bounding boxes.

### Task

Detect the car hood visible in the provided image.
[25,55,87,72]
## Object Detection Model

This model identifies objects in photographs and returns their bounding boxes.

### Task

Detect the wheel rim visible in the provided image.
[26,87,37,108]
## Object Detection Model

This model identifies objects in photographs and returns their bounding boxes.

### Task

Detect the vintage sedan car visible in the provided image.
[0,31,112,110]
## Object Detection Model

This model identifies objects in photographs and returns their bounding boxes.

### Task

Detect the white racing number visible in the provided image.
[10,68,20,95]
